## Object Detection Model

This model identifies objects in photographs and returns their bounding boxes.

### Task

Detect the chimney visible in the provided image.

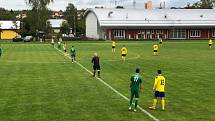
[144,0,152,9]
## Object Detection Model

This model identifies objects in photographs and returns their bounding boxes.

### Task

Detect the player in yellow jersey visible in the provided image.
[149,70,166,111]
[209,39,213,48]
[112,41,116,52]
[121,45,127,62]
[153,44,159,56]
[62,43,68,55]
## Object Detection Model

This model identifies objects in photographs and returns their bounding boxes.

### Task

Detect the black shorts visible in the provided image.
[93,65,100,71]
[112,46,115,48]
[159,42,162,44]
[154,50,158,52]
[209,44,212,46]
[71,54,76,57]
[122,54,127,57]
[154,91,165,97]
[64,50,67,52]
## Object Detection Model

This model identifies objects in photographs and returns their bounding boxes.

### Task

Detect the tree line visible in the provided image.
[0,1,85,38]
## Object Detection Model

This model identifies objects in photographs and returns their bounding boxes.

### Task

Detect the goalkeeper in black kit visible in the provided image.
[91,53,101,78]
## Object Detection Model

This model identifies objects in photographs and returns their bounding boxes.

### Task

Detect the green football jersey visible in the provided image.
[70,48,76,55]
[130,74,142,90]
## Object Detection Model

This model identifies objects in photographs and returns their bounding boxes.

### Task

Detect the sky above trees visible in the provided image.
[0,0,199,10]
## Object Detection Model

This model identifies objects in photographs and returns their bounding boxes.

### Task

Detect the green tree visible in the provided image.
[26,0,53,9]
[190,0,214,9]
[60,21,70,35]
[0,8,18,20]
[45,21,52,34]
[25,0,53,35]
[64,3,77,36]
[76,9,85,35]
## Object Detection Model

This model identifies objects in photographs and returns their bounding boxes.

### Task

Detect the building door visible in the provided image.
[146,34,151,39]
[146,30,151,39]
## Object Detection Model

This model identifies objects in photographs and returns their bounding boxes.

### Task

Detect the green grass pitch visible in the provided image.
[0,41,214,121]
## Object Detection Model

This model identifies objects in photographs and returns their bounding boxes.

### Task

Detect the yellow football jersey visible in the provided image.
[153,45,158,50]
[209,40,213,44]
[112,42,116,46]
[121,47,127,54]
[153,75,166,92]
[63,44,66,50]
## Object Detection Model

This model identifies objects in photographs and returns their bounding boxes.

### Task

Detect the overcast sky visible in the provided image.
[0,0,199,10]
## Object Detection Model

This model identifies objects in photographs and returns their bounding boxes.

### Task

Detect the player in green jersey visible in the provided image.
[129,68,142,112]
[70,46,76,63]
[57,41,61,49]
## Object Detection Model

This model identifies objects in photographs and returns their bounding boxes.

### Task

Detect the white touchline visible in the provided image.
[54,46,159,121]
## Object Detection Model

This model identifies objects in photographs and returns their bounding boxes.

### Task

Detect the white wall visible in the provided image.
[86,12,99,39]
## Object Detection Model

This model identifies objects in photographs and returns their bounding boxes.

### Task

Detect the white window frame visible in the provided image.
[113,30,125,38]
[169,29,186,39]
[212,30,215,37]
[190,30,201,37]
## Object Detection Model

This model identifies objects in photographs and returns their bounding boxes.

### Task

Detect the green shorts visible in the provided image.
[131,89,140,98]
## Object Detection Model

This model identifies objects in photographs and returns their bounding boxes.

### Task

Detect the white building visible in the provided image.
[0,21,21,40]
[85,8,215,40]
[47,19,67,33]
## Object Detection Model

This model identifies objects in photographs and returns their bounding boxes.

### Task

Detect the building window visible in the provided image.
[151,30,154,34]
[212,30,215,37]
[169,30,186,39]
[146,30,150,34]
[190,30,201,37]
[113,30,125,38]
[156,30,163,34]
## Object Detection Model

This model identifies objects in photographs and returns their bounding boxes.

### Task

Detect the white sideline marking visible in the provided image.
[54,47,159,121]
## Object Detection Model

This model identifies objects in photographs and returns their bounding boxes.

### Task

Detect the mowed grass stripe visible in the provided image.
[65,41,215,121]
[1,42,215,121]
[0,43,153,121]
[54,46,159,121]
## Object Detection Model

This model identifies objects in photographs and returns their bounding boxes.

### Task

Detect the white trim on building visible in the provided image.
[212,30,215,37]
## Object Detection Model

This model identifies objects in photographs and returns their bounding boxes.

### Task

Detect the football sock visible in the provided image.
[129,95,134,107]
[98,71,100,77]
[152,99,157,108]
[93,71,96,77]
[135,98,138,109]
[161,99,165,110]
